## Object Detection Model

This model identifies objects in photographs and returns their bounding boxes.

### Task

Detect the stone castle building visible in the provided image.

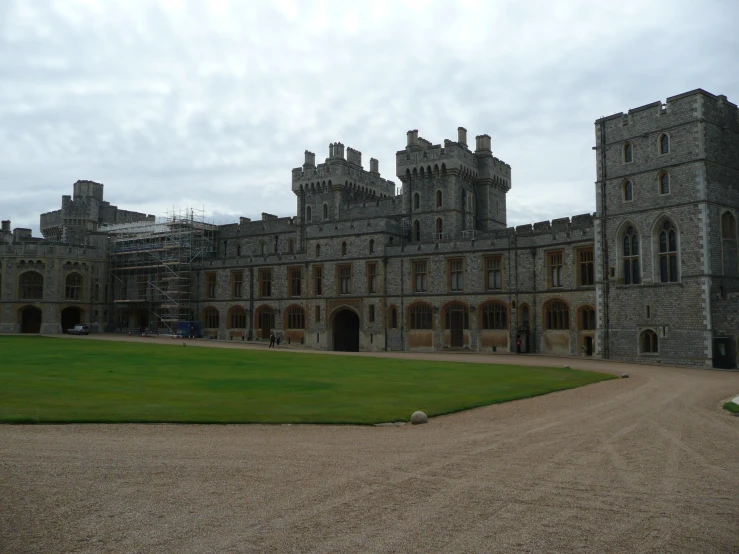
[1,88,737,368]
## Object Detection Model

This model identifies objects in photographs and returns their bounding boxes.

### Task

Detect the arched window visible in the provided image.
[579,306,596,330]
[323,203,328,220]
[413,193,420,210]
[413,220,420,242]
[545,299,569,330]
[436,218,443,240]
[20,271,43,300]
[369,239,375,254]
[315,243,321,257]
[659,134,669,155]
[203,306,219,329]
[341,241,347,256]
[658,220,678,282]
[287,238,294,254]
[306,206,312,222]
[444,302,469,329]
[481,302,507,330]
[436,190,442,208]
[389,306,398,329]
[94,283,100,302]
[409,303,433,330]
[228,306,246,329]
[286,306,305,329]
[623,142,633,163]
[258,240,265,255]
[721,211,738,275]
[236,245,241,257]
[640,329,658,353]
[65,273,82,301]
[622,225,641,285]
[658,172,670,195]
[623,180,633,202]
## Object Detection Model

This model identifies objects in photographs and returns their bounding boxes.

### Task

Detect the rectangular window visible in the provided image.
[367,263,377,294]
[485,256,502,290]
[578,248,594,286]
[206,272,217,299]
[369,305,375,323]
[290,268,302,297]
[548,251,563,288]
[413,261,427,293]
[449,259,464,292]
[231,270,243,298]
[315,305,321,322]
[313,266,323,296]
[339,265,351,295]
[258,269,272,297]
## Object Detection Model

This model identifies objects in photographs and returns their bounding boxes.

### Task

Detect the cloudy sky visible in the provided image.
[1,0,737,235]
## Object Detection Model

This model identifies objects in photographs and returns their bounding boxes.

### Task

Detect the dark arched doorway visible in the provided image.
[19,306,42,334]
[61,307,83,333]
[333,309,360,352]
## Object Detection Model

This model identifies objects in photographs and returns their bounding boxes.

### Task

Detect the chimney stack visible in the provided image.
[370,158,379,174]
[475,134,492,154]
[1,220,10,233]
[303,150,316,169]
[457,127,467,147]
[406,129,419,147]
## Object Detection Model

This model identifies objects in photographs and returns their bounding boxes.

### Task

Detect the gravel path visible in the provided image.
[1,338,738,553]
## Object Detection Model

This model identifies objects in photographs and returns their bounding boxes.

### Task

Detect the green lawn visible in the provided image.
[0,336,616,424]
[724,401,739,415]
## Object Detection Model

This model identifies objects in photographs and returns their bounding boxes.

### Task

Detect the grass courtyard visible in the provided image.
[0,336,616,424]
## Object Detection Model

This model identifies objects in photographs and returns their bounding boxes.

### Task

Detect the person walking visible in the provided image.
[269,332,276,348]
[276,335,281,348]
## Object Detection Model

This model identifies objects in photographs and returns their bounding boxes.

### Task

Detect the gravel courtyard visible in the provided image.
[1,338,738,553]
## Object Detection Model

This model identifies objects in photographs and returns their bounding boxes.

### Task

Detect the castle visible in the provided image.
[1,88,737,368]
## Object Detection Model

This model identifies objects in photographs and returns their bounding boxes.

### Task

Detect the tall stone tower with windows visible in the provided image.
[396,127,511,243]
[594,89,739,367]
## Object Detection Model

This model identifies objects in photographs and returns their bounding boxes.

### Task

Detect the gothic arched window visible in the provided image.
[622,225,640,285]
[409,302,433,330]
[623,142,633,163]
[640,329,658,353]
[623,180,633,202]
[413,220,420,242]
[659,134,669,155]
[436,190,442,208]
[658,172,670,195]
[413,193,420,210]
[658,220,678,282]
[481,302,507,330]
[20,271,43,300]
[544,299,569,330]
[436,218,443,240]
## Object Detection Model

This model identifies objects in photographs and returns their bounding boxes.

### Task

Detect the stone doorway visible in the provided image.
[258,309,274,339]
[20,306,42,334]
[61,307,83,333]
[450,311,464,348]
[333,309,359,352]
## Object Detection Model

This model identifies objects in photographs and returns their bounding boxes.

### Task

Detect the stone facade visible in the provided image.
[1,89,737,367]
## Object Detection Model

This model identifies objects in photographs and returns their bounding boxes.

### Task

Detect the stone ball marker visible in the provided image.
[622,373,629,378]
[410,411,428,425]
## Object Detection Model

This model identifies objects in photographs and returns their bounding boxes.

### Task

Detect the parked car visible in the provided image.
[67,324,90,335]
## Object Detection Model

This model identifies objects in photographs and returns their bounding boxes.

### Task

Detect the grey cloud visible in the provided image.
[1,0,738,235]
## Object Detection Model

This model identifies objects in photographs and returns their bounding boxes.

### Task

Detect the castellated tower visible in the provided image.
[396,127,511,242]
[291,144,396,250]
[594,89,739,367]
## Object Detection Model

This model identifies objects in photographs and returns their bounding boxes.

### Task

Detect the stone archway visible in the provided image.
[332,309,360,352]
[61,307,83,333]
[19,306,42,334]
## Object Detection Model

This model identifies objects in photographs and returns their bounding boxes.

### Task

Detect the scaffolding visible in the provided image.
[106,208,215,334]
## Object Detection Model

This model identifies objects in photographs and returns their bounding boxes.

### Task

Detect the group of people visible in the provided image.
[268,333,281,348]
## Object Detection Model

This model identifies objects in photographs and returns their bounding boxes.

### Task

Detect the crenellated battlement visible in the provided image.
[396,128,511,185]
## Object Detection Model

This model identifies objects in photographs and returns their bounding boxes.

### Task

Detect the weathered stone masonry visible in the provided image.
[1,89,737,367]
